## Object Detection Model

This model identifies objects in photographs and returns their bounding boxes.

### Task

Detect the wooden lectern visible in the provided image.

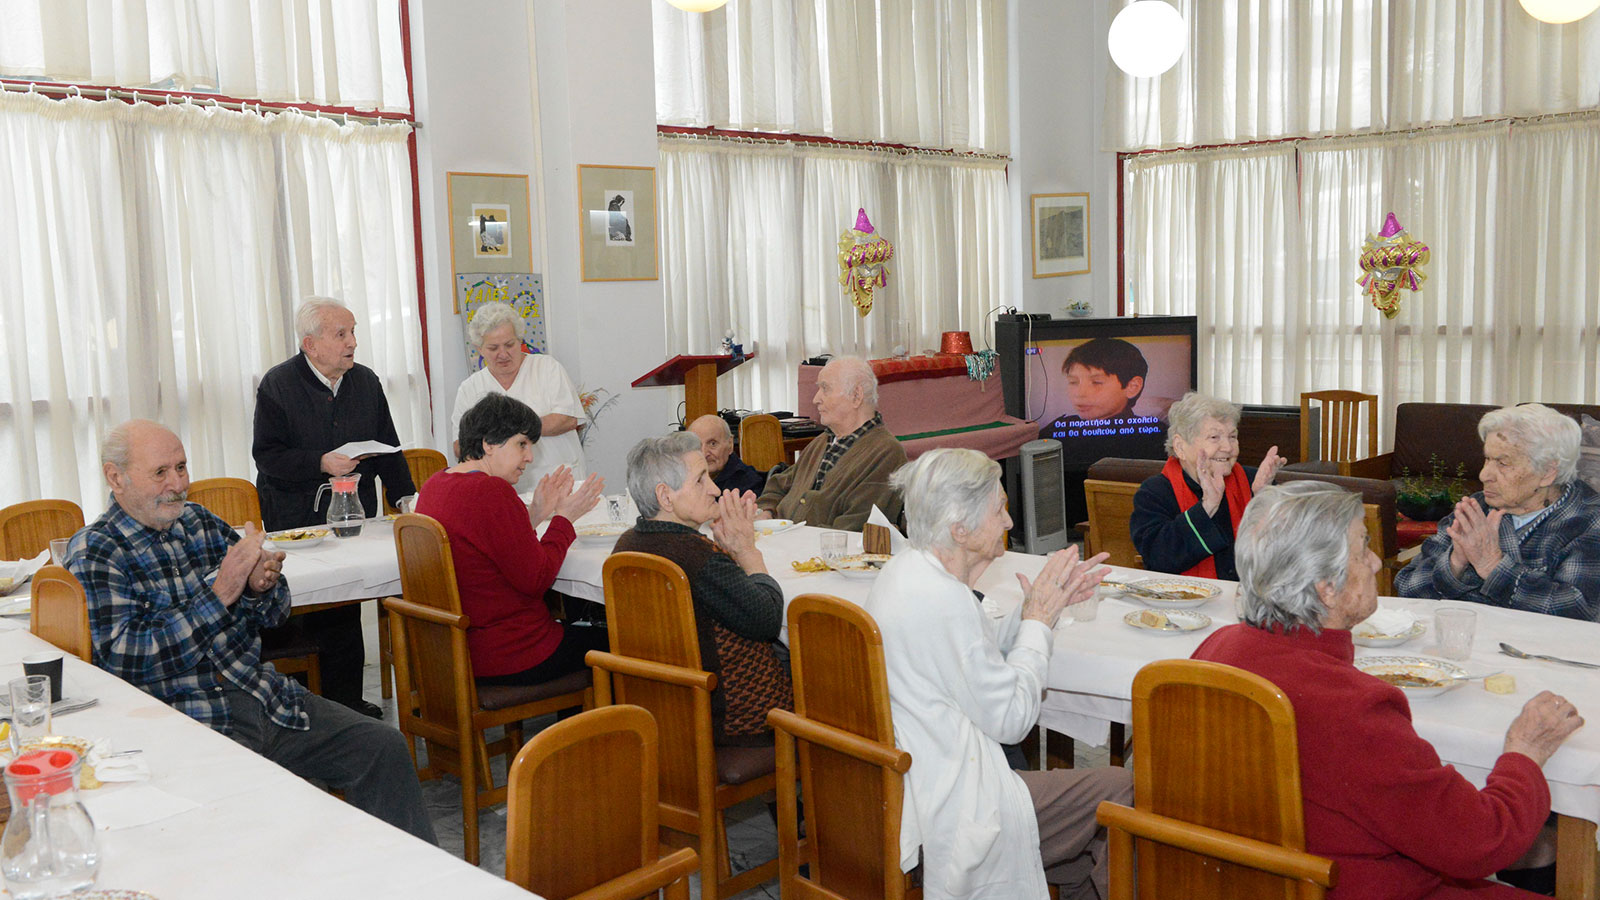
[631,353,756,424]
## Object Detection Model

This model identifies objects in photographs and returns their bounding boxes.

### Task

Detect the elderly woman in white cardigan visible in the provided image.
[450,301,587,491]
[864,448,1133,900]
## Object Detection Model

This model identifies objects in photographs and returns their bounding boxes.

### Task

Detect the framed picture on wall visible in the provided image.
[1031,192,1090,278]
[578,164,659,282]
[446,172,535,311]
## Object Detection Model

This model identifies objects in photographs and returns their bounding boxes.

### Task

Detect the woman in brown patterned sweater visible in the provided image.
[614,431,793,746]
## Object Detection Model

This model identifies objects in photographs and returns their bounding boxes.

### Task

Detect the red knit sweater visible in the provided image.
[414,470,574,677]
[1193,623,1550,900]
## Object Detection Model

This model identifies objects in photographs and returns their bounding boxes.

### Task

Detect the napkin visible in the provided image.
[1355,607,1417,636]
[82,784,200,830]
[0,550,50,595]
[867,506,908,554]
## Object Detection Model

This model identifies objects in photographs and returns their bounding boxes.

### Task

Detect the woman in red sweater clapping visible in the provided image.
[415,393,605,685]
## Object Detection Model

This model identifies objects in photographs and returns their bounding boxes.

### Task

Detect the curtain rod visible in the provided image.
[0,78,418,129]
[658,125,1010,162]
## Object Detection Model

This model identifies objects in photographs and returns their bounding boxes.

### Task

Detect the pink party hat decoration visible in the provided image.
[854,208,875,233]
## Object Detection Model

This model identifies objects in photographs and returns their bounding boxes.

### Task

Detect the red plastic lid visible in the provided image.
[6,748,81,802]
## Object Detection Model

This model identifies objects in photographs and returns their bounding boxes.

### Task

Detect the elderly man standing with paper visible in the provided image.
[252,296,415,717]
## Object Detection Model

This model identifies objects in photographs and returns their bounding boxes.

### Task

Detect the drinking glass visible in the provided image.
[1069,589,1100,622]
[605,495,628,525]
[9,676,52,748]
[820,531,849,566]
[49,539,70,566]
[1435,607,1477,661]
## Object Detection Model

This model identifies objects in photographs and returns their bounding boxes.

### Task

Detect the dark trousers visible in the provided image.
[476,623,608,686]
[223,689,436,844]
[298,604,366,706]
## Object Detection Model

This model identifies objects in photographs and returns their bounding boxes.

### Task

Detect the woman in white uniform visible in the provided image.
[451,302,588,493]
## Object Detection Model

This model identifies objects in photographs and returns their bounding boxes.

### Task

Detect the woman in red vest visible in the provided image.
[1129,392,1286,580]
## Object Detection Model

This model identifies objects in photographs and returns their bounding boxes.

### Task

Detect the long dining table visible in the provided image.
[0,621,537,899]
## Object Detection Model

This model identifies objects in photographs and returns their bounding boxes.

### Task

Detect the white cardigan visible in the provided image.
[864,548,1054,900]
[449,353,588,493]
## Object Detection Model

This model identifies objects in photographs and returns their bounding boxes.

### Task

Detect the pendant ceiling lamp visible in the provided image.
[1108,1,1187,78]
[665,0,731,11]
[1517,0,1600,23]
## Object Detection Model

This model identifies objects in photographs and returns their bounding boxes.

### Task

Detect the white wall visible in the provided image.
[1008,0,1120,318]
[411,0,669,487]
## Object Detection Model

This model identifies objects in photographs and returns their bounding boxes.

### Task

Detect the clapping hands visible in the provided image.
[527,466,605,525]
[711,489,766,573]
[1253,445,1286,493]
[1446,496,1504,579]
[1015,546,1111,627]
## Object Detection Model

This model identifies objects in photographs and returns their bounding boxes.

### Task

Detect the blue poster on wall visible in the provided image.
[457,273,546,370]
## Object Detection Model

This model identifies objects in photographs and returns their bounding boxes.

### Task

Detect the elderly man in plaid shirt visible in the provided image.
[66,419,435,843]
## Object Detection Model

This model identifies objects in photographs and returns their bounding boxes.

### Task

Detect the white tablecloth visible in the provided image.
[0,628,536,899]
[276,518,403,608]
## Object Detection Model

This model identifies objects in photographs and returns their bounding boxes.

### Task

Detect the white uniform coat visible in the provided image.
[450,353,588,493]
[864,548,1053,900]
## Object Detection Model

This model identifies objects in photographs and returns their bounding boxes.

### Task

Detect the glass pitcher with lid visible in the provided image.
[314,472,365,538]
[1,748,100,899]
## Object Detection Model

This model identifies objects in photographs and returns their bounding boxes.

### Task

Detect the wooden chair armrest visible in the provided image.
[1338,452,1393,480]
[1096,802,1336,887]
[767,709,912,774]
[585,650,717,691]
[569,847,700,900]
[381,597,467,629]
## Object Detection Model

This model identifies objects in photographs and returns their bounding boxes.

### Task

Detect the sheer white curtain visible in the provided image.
[659,136,1008,412]
[1107,0,1600,151]
[654,0,1008,152]
[0,0,410,112]
[0,91,428,513]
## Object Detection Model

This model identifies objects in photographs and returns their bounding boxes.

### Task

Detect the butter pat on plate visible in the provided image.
[1484,673,1516,694]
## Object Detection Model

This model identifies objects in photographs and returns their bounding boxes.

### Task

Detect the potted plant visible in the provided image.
[1395,454,1472,521]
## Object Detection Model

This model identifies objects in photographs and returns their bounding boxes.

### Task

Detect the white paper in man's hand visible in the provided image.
[332,440,402,459]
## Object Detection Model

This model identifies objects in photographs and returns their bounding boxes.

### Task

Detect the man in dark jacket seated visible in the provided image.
[687,414,766,495]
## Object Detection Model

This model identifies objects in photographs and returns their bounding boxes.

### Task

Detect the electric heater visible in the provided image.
[1019,439,1069,554]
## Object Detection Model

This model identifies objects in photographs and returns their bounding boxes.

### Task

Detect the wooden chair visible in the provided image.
[1097,659,1336,899]
[585,551,779,900]
[386,512,592,866]
[186,478,264,530]
[0,499,84,561]
[506,704,699,899]
[29,565,93,663]
[769,593,917,900]
[384,448,449,515]
[1299,391,1378,472]
[1083,479,1144,568]
[185,477,322,694]
[739,414,786,472]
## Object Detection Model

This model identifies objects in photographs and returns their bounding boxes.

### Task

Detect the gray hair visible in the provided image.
[890,448,997,551]
[688,414,732,440]
[826,356,879,409]
[1235,481,1364,634]
[295,296,350,340]
[1478,403,1580,485]
[626,431,704,519]
[1164,391,1242,455]
[100,419,174,474]
[465,301,527,348]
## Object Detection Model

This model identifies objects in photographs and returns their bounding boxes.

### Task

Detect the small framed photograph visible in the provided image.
[578,164,658,282]
[470,203,511,257]
[446,172,534,310]
[1031,192,1090,278]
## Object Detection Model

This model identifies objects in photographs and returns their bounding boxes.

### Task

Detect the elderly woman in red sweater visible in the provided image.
[1192,481,1583,899]
[415,393,604,685]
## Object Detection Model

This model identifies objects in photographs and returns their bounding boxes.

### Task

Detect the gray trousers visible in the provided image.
[223,690,437,845]
[1018,765,1134,900]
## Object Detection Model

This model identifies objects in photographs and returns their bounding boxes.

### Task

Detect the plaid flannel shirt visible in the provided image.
[66,498,309,733]
[811,412,885,490]
[1394,481,1600,621]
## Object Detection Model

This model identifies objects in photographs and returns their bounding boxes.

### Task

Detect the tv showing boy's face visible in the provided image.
[1066,363,1144,421]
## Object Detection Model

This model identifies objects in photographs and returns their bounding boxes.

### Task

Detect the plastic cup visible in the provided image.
[9,675,52,747]
[50,539,71,566]
[1070,590,1100,622]
[22,653,64,703]
[1435,607,1477,661]
[820,531,848,565]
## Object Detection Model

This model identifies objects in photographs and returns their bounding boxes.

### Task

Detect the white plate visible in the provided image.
[265,528,329,550]
[573,523,629,544]
[1126,578,1221,610]
[1122,609,1212,634]
[1352,621,1426,648]
[1353,655,1467,699]
[829,553,890,580]
[0,596,32,617]
[752,519,796,534]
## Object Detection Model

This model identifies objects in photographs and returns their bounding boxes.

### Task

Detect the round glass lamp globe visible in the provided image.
[665,0,731,11]
[1108,1,1187,78]
[1517,0,1600,23]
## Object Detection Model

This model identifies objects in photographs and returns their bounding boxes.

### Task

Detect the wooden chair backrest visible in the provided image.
[405,448,449,489]
[1083,479,1144,568]
[1300,390,1378,465]
[1132,659,1308,899]
[187,478,263,530]
[739,414,785,472]
[391,513,474,743]
[786,593,905,898]
[30,565,93,663]
[602,552,707,814]
[506,704,660,896]
[0,500,84,561]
